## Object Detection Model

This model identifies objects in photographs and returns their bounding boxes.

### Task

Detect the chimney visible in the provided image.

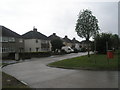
[65,35,67,38]
[33,26,37,32]
[73,38,76,41]
[53,33,56,36]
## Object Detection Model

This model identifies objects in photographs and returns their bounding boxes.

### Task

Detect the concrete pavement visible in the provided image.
[2,52,118,88]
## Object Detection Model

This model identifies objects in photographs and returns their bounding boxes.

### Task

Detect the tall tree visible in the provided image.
[94,33,120,54]
[111,34,119,50]
[75,9,100,57]
[95,33,113,54]
[51,38,64,52]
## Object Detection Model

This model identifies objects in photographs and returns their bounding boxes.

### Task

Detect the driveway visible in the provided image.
[2,52,118,88]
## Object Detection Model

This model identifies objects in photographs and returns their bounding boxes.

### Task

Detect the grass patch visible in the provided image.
[2,72,32,89]
[1,61,31,89]
[48,54,118,70]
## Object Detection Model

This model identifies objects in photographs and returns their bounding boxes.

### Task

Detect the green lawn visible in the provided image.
[48,54,118,70]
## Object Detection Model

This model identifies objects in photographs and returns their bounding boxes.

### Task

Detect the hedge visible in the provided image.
[2,52,51,60]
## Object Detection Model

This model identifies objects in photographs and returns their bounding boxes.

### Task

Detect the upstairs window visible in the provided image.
[19,39,23,43]
[2,37,8,42]
[41,40,47,44]
[9,37,15,42]
[41,41,49,49]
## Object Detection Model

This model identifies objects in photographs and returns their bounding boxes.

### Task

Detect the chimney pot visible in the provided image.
[33,26,37,32]
[73,38,75,40]
[65,35,67,38]
[53,33,56,36]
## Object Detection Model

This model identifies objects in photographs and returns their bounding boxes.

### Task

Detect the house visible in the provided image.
[22,27,51,52]
[48,33,61,40]
[0,25,24,58]
[72,38,81,50]
[62,35,73,47]
[48,33,63,52]
[80,40,93,50]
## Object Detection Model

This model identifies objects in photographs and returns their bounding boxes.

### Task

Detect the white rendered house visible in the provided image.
[22,27,51,52]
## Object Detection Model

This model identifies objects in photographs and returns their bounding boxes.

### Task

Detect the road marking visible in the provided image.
[20,80,28,86]
[0,66,2,68]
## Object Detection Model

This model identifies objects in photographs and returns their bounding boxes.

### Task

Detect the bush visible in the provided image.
[73,49,78,53]
[2,52,52,60]
[80,47,87,52]
[19,52,51,59]
[60,49,66,54]
[94,33,119,54]
[2,53,15,60]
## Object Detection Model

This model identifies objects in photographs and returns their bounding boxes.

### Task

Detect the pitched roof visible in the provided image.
[48,33,61,40]
[72,38,80,43]
[62,36,72,43]
[81,40,93,43]
[22,28,48,40]
[0,25,21,38]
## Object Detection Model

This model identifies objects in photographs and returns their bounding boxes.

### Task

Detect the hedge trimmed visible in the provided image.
[2,52,51,60]
[19,52,51,59]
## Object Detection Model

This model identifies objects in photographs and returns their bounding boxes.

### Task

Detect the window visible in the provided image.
[2,37,8,42]
[2,48,5,53]
[10,47,15,52]
[41,40,47,44]
[2,47,15,53]
[41,41,49,51]
[29,48,31,52]
[36,47,39,52]
[36,39,38,43]
[9,37,15,42]
[19,48,23,52]
[19,39,23,43]
[2,47,9,53]
[8,47,12,52]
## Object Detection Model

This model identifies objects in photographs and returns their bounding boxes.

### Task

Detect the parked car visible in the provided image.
[62,46,74,53]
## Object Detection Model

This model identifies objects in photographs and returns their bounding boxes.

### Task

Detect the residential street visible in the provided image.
[2,52,118,88]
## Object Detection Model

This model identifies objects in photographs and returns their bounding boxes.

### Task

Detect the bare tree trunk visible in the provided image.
[87,40,90,57]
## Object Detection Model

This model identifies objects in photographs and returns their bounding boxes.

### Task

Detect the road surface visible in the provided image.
[2,52,118,88]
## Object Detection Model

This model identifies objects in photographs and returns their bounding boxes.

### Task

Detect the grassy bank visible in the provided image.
[2,72,31,89]
[1,63,31,90]
[48,54,118,70]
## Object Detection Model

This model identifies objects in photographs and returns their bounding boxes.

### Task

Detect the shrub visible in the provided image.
[19,52,51,59]
[73,49,78,53]
[81,47,87,52]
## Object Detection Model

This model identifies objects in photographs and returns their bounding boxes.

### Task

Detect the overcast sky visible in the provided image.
[0,0,119,41]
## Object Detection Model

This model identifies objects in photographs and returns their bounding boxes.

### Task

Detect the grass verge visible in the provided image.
[48,54,118,71]
[1,62,32,90]
[2,72,31,89]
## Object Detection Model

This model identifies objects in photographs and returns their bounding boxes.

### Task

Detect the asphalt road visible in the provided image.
[2,52,118,88]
